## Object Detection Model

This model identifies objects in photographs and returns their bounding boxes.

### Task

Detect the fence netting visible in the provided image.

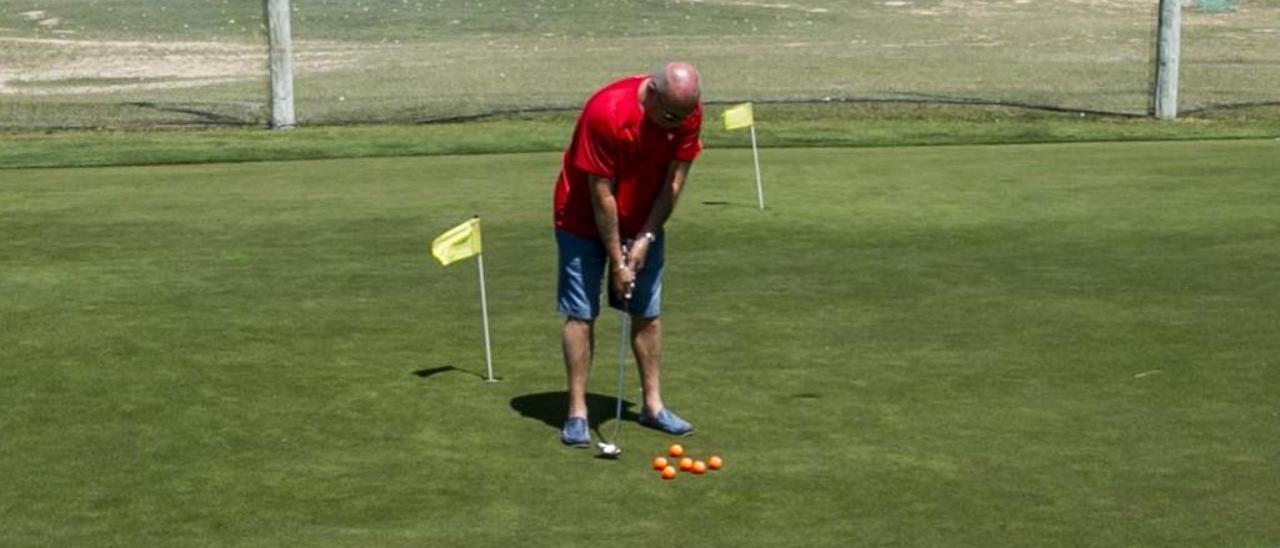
[1,0,1276,129]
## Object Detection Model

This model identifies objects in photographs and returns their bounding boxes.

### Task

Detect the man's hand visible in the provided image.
[610,256,636,301]
[626,232,655,273]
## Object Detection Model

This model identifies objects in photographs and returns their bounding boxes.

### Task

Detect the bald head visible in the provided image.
[643,61,701,128]
[650,62,701,107]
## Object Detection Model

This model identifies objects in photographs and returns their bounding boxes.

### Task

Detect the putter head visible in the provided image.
[597,442,622,458]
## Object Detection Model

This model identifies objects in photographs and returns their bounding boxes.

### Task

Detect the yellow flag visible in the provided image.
[431,218,482,266]
[723,102,754,131]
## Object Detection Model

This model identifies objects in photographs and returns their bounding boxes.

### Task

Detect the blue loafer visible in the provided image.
[560,417,591,447]
[639,408,693,436]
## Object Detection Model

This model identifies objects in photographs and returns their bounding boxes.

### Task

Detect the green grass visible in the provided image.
[2,141,1278,546]
[3,103,1280,170]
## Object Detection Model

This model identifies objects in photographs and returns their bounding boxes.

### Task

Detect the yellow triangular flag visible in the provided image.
[431,218,482,266]
[723,102,754,131]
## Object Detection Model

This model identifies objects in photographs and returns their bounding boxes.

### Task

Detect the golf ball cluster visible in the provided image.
[652,443,722,480]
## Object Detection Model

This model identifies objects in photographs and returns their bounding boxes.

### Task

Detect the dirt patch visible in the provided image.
[0,37,374,95]
[675,0,831,14]
[926,0,1156,15]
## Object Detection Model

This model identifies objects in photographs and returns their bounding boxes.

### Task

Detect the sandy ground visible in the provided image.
[0,36,378,96]
[0,0,1270,100]
[674,0,831,14]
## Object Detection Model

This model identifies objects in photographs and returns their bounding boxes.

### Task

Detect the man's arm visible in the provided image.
[588,174,635,297]
[630,161,692,269]
[643,161,691,233]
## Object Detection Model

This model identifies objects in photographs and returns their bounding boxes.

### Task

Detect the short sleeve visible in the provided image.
[571,110,617,180]
[673,110,703,163]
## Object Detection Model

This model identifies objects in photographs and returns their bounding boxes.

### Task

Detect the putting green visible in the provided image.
[2,140,1277,546]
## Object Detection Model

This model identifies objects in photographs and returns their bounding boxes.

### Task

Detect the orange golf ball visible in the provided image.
[651,456,669,470]
[668,443,684,458]
[661,466,677,480]
[692,460,707,474]
[678,457,694,471]
[708,455,723,470]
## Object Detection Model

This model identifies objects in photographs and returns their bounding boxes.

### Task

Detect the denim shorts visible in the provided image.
[556,229,664,320]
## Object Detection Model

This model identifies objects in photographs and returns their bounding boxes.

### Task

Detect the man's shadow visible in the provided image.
[510,391,639,438]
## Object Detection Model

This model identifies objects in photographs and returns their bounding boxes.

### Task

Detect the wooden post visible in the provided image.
[266,0,295,129]
[1154,0,1181,120]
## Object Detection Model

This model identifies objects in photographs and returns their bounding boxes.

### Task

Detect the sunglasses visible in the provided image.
[651,87,693,123]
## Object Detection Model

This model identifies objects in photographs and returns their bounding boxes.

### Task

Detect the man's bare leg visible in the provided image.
[631,315,664,417]
[562,317,594,419]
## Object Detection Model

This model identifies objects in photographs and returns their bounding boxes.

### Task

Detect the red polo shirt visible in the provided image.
[553,75,703,239]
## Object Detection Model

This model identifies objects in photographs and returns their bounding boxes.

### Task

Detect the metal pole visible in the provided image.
[477,251,496,382]
[1155,0,1181,120]
[750,125,765,210]
[266,0,296,129]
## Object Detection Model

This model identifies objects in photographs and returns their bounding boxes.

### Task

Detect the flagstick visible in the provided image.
[750,124,765,210]
[476,251,496,382]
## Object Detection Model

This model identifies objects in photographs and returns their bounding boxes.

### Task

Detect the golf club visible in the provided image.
[596,307,629,458]
[598,244,634,458]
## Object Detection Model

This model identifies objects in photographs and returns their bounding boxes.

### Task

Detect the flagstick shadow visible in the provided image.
[701,200,755,208]
[510,391,639,434]
[412,365,490,381]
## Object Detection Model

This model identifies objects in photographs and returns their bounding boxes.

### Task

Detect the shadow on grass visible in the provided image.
[412,365,494,381]
[510,391,639,436]
[701,200,764,210]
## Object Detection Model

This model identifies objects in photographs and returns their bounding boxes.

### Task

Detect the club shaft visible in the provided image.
[612,310,629,442]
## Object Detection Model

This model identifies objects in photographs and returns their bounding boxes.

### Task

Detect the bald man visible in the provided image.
[553,62,703,447]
